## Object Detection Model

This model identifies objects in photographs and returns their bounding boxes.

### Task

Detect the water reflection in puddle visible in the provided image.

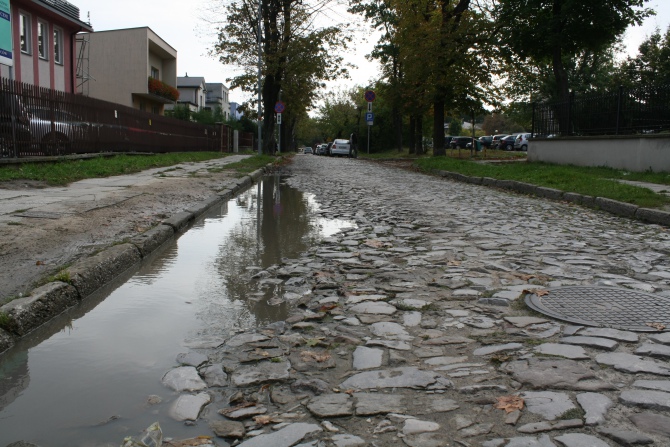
[0,175,355,447]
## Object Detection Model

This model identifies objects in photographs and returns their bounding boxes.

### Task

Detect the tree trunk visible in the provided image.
[408,115,416,154]
[433,99,445,156]
[415,115,424,155]
[551,0,570,135]
[393,105,403,152]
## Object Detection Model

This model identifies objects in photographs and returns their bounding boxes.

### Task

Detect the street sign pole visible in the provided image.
[364,90,375,154]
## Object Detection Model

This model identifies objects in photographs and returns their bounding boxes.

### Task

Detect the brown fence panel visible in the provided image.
[0,76,221,158]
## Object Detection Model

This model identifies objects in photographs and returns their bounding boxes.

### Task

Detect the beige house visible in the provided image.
[78,27,177,114]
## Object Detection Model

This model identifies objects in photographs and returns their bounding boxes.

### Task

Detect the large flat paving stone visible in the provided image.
[521,391,576,421]
[554,433,610,447]
[504,358,615,391]
[595,353,670,376]
[619,389,670,411]
[340,367,444,390]
[236,422,322,447]
[559,336,619,351]
[629,412,670,438]
[533,343,589,360]
[231,360,291,386]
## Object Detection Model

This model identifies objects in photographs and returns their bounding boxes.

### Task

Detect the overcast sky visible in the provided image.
[73,0,669,106]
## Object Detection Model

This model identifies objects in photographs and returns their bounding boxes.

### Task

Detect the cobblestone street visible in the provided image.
[201,154,670,447]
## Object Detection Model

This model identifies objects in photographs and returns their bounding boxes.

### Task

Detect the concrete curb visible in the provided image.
[0,281,79,336]
[0,163,274,354]
[435,169,670,228]
[67,243,142,299]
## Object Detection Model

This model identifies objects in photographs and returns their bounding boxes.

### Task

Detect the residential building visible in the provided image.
[205,82,230,119]
[164,74,206,114]
[78,27,177,114]
[0,0,93,92]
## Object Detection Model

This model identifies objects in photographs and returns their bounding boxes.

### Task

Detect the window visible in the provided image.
[37,21,48,59]
[53,28,63,64]
[150,66,159,79]
[19,14,30,54]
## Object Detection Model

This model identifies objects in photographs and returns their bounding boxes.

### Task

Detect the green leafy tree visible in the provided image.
[617,26,670,89]
[496,0,652,113]
[212,0,351,154]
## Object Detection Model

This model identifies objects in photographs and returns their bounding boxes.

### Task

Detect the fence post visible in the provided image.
[531,102,536,138]
[567,91,574,136]
[615,85,623,135]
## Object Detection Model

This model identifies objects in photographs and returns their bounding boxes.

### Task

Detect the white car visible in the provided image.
[330,139,351,156]
[514,133,531,151]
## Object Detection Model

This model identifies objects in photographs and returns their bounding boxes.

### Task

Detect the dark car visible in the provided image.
[491,134,509,149]
[478,135,493,148]
[449,136,474,149]
[499,134,518,151]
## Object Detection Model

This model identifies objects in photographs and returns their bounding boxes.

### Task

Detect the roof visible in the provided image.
[178,76,206,88]
[33,0,93,31]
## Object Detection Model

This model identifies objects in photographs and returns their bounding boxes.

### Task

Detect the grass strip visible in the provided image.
[415,156,670,208]
[0,152,278,186]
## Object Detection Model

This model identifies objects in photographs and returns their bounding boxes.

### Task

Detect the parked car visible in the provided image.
[478,135,493,148]
[303,146,313,154]
[491,134,509,149]
[0,92,31,157]
[330,138,352,157]
[514,133,531,151]
[449,136,474,149]
[499,134,519,151]
[27,106,92,155]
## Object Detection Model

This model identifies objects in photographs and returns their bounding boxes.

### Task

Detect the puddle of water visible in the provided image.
[0,175,355,447]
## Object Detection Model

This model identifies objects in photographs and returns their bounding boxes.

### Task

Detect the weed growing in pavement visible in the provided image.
[559,408,584,420]
[270,357,283,363]
[52,271,71,284]
[0,312,11,330]
[524,338,546,346]
[7,221,23,226]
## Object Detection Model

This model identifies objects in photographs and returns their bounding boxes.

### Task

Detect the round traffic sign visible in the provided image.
[274,101,285,113]
[364,90,376,102]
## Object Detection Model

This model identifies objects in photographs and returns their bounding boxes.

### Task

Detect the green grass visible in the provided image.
[0,152,279,186]
[414,156,670,209]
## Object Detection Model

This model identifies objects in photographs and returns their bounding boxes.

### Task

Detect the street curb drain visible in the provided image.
[525,286,670,332]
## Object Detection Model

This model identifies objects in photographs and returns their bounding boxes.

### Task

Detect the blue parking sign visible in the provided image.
[365,112,374,122]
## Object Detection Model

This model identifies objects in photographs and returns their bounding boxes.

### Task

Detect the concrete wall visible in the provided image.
[528,135,670,172]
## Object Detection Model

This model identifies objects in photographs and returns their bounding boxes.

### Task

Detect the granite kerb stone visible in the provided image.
[0,281,79,336]
[184,195,224,218]
[481,177,498,186]
[249,167,265,181]
[595,197,639,218]
[162,211,195,232]
[66,243,142,299]
[0,327,13,354]
[535,186,564,200]
[130,224,175,258]
[498,180,538,196]
[635,207,670,227]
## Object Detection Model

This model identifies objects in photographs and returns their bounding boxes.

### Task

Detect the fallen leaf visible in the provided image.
[533,290,550,297]
[218,402,256,416]
[344,389,355,395]
[646,322,666,331]
[513,273,536,281]
[447,260,461,266]
[319,303,339,312]
[494,395,524,413]
[301,350,331,363]
[36,260,44,266]
[253,415,274,425]
[364,239,384,248]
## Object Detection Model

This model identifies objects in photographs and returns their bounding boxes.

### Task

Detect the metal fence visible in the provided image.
[532,84,670,137]
[0,77,252,158]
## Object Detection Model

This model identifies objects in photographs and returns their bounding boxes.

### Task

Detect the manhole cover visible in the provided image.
[525,286,670,332]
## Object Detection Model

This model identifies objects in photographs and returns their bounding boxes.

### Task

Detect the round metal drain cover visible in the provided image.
[525,286,670,332]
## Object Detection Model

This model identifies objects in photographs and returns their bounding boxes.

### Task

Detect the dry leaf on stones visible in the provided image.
[494,395,524,413]
[364,239,385,248]
[646,322,666,331]
[219,402,256,416]
[301,350,332,363]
